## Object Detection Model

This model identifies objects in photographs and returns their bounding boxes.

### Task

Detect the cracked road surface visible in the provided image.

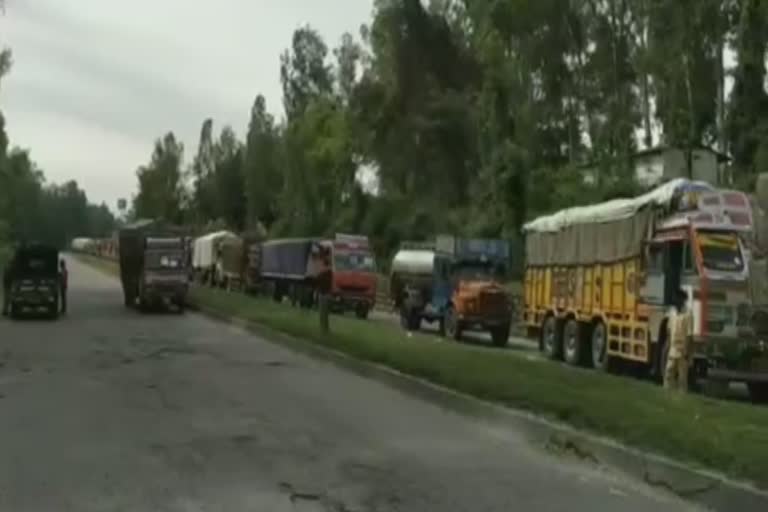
[0,257,701,511]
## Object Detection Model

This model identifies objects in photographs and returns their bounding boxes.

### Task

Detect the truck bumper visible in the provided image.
[142,286,187,304]
[706,368,768,383]
[330,294,374,313]
[11,292,58,308]
[694,335,768,383]
[457,314,510,331]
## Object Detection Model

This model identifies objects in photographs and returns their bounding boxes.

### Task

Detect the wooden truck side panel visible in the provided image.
[524,257,652,364]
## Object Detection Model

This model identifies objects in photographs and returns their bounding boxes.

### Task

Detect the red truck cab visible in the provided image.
[326,234,377,319]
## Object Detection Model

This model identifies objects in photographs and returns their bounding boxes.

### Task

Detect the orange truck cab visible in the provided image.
[390,236,512,346]
[325,234,377,319]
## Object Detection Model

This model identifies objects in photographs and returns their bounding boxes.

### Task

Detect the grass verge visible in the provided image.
[76,253,768,488]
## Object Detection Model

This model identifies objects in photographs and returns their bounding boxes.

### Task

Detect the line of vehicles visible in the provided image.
[75,225,518,344]
[70,177,768,401]
[77,224,380,318]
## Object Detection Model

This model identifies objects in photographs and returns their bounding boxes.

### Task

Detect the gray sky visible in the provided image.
[0,0,373,209]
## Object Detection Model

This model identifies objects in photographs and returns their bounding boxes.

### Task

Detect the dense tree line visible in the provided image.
[0,44,115,260]
[130,0,768,266]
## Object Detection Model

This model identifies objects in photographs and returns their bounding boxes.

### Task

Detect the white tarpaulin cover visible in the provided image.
[523,178,715,266]
[193,231,240,269]
[523,178,714,233]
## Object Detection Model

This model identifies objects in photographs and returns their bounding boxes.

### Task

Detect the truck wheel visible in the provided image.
[355,305,369,320]
[748,382,768,404]
[491,324,510,347]
[49,297,60,320]
[563,319,586,366]
[541,315,562,360]
[400,307,420,331]
[445,307,462,341]
[591,322,612,371]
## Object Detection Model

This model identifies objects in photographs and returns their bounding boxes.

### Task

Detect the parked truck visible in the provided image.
[745,174,768,335]
[192,230,240,286]
[218,230,266,293]
[522,178,768,401]
[390,235,512,346]
[118,220,188,312]
[323,234,377,319]
[260,238,327,308]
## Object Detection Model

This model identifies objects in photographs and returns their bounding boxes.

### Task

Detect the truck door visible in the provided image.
[639,242,665,306]
[663,238,695,306]
[431,256,452,313]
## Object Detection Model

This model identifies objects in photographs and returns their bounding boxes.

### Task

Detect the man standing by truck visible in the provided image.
[2,254,15,317]
[59,259,68,315]
[316,245,333,333]
[665,289,693,392]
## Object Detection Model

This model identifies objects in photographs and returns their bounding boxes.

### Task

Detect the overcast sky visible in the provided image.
[0,0,374,209]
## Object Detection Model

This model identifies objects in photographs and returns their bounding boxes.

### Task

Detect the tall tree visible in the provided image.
[727,0,768,177]
[243,95,282,230]
[334,32,362,105]
[133,133,185,223]
[211,126,246,230]
[280,26,334,120]
[190,118,216,223]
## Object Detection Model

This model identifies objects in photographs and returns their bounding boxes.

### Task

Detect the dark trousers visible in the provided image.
[60,286,67,313]
[1,285,8,315]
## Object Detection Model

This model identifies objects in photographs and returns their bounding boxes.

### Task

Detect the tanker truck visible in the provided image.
[389,235,512,346]
[118,220,188,312]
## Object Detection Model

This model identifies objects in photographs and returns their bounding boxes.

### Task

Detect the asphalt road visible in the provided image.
[0,256,701,512]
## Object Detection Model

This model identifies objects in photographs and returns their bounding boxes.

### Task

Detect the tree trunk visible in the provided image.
[319,293,330,333]
[640,0,653,148]
[683,52,695,179]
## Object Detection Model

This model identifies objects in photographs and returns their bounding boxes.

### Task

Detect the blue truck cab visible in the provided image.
[390,236,513,346]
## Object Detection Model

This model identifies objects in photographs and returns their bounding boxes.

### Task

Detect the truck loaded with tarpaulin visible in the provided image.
[522,178,768,401]
[259,238,328,308]
[118,219,188,312]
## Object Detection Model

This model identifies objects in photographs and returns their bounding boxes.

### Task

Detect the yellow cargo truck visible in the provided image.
[522,179,768,401]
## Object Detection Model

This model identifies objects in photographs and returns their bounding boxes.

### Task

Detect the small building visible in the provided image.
[581,145,731,188]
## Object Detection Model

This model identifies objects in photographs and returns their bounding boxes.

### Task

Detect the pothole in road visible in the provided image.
[278,482,356,512]
[544,434,599,465]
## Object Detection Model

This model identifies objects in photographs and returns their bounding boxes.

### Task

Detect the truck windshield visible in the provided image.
[696,231,744,273]
[334,252,375,272]
[453,262,504,281]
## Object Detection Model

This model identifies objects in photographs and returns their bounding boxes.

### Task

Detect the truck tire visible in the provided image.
[541,315,562,360]
[591,321,612,371]
[355,305,370,320]
[445,307,462,341]
[748,382,768,404]
[491,324,510,347]
[49,297,60,320]
[563,319,586,366]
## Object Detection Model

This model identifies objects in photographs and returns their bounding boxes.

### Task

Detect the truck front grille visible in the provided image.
[479,291,508,316]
